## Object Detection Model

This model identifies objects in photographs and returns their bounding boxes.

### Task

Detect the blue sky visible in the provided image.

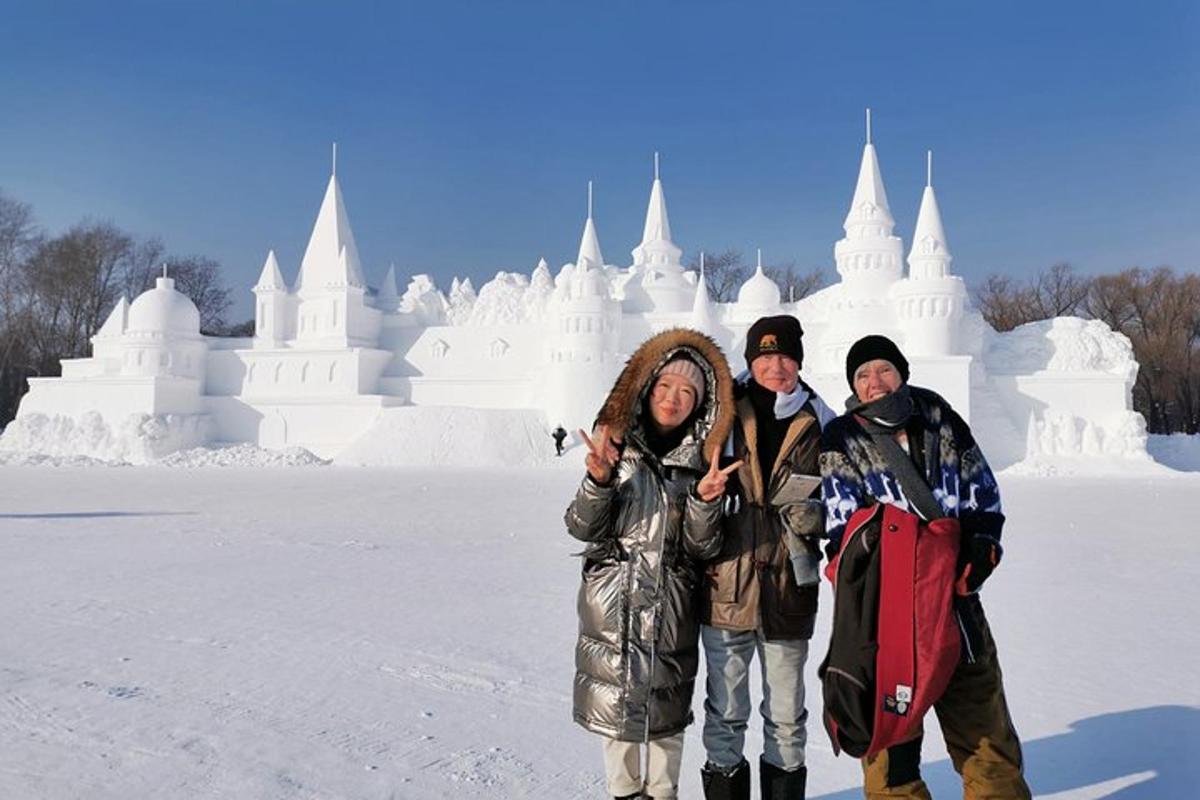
[2,1,1197,321]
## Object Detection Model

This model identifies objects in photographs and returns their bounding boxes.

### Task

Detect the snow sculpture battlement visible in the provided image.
[6,120,1149,469]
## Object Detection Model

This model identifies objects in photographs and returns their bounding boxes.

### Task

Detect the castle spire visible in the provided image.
[296,151,366,291]
[843,110,895,234]
[689,259,716,332]
[632,153,682,268]
[576,181,605,269]
[254,249,287,291]
[908,150,952,280]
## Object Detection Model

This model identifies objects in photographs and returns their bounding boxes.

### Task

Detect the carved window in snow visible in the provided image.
[274,362,284,383]
[431,339,450,359]
[331,301,338,328]
[301,361,311,383]
[489,338,509,359]
[160,352,169,368]
[248,363,257,384]
[328,362,338,383]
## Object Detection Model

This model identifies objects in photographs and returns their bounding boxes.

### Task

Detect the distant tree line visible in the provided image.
[974,263,1200,435]
[0,187,243,427]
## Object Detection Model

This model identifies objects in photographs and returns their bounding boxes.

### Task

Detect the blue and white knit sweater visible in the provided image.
[818,386,1004,555]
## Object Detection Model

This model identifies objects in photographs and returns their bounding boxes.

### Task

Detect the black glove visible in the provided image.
[956,534,1002,595]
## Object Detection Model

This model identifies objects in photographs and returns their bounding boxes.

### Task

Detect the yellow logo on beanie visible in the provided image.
[759,334,779,351]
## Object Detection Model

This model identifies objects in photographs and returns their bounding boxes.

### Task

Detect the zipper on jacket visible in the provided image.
[643,476,672,743]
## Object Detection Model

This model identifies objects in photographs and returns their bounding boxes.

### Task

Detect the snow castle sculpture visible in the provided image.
[7,121,1147,468]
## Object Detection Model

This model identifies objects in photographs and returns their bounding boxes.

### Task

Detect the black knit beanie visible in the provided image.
[845,334,910,389]
[744,315,804,368]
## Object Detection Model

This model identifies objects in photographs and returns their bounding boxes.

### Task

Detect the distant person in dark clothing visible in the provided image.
[552,425,568,456]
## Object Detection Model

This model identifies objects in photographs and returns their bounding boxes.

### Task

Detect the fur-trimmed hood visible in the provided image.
[596,328,735,467]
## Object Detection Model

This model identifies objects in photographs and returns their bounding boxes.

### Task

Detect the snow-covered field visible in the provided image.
[1,460,1198,799]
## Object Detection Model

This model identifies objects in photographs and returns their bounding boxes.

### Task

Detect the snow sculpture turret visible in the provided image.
[576,181,605,270]
[689,256,718,335]
[734,249,783,323]
[822,110,905,366]
[123,270,206,380]
[376,264,400,311]
[628,153,691,313]
[253,250,289,347]
[545,187,621,430]
[292,146,379,347]
[891,152,969,356]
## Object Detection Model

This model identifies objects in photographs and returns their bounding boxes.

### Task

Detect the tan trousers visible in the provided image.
[602,732,685,799]
[862,598,1031,800]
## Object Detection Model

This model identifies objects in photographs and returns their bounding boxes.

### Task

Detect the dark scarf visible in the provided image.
[748,379,795,483]
[845,385,944,522]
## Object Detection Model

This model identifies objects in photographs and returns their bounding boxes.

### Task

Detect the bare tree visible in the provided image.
[973,263,1091,332]
[1029,262,1092,319]
[687,249,746,302]
[1087,267,1200,434]
[0,191,42,426]
[127,252,233,333]
[765,262,827,302]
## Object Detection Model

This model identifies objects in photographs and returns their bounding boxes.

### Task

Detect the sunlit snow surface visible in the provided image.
[1,459,1197,798]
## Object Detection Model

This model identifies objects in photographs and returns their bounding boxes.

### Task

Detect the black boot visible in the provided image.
[759,757,806,799]
[701,759,750,800]
[613,794,642,799]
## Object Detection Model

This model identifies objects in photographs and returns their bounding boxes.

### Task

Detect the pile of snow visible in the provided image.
[0,451,127,468]
[334,406,577,468]
[1147,433,1200,472]
[157,443,329,468]
[399,274,449,324]
[466,271,532,326]
[987,316,1137,377]
[0,411,212,465]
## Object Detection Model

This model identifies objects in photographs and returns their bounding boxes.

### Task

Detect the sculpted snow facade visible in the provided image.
[10,134,1148,467]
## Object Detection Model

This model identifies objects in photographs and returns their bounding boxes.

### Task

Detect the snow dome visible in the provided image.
[735,263,782,319]
[127,277,201,336]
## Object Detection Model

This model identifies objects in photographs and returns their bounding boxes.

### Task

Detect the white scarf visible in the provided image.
[734,370,837,428]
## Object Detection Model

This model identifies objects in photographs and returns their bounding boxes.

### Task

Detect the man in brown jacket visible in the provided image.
[700,315,835,800]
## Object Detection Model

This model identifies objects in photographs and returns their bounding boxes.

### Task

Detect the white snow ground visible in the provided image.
[1,453,1198,798]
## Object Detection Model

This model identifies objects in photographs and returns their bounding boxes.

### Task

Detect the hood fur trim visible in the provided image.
[596,328,735,461]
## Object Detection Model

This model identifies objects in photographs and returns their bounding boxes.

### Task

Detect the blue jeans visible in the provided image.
[701,625,809,771]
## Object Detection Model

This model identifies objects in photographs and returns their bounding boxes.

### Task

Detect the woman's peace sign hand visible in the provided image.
[696,446,744,502]
[579,425,620,485]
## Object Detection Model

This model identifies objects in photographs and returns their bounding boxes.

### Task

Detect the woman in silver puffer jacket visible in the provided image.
[566,328,737,800]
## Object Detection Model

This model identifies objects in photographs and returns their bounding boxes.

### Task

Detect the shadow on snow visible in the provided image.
[813,705,1200,799]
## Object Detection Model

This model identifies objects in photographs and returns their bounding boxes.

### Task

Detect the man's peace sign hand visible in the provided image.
[580,425,620,485]
[696,446,743,502]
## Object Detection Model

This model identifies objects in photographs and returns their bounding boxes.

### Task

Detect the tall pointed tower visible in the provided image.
[689,255,718,335]
[627,153,691,313]
[545,183,620,430]
[821,110,905,369]
[576,181,605,270]
[892,151,969,356]
[293,145,379,347]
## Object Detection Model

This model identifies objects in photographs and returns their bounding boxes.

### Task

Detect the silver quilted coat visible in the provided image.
[566,329,735,742]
